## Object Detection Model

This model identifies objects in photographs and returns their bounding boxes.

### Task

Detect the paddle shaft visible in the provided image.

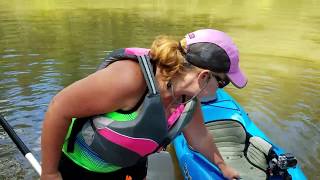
[0,114,42,175]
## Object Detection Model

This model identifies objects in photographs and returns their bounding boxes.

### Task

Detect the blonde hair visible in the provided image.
[150,36,194,82]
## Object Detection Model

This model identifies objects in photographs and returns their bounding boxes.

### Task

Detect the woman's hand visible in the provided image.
[182,102,240,180]
[219,163,240,180]
[40,172,62,180]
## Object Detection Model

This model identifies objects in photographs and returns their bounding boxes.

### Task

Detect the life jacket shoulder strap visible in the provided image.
[137,55,159,95]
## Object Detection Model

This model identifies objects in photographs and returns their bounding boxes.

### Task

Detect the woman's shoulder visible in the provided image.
[96,60,147,97]
[101,60,147,110]
[107,60,145,85]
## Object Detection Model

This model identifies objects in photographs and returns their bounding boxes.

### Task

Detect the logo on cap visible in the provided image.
[188,33,195,39]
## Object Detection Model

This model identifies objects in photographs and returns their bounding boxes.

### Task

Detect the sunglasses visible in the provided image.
[212,74,230,88]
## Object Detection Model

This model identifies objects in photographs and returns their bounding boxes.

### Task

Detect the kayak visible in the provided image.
[173,89,307,180]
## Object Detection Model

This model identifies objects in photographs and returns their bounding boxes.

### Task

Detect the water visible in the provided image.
[0,0,319,179]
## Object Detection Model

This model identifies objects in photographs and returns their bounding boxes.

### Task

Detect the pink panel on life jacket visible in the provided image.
[167,104,185,129]
[125,48,149,56]
[97,127,158,156]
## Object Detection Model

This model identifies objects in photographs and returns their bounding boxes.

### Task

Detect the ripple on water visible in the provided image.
[27,53,40,57]
[0,78,18,85]
[3,49,16,52]
[0,107,20,114]
[41,58,61,65]
[0,99,9,103]
[1,54,22,59]
[3,71,30,76]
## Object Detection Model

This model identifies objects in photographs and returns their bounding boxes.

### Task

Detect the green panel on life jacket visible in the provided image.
[105,111,138,121]
[62,111,138,173]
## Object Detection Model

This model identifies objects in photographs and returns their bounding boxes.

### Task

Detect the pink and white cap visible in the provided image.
[185,29,247,88]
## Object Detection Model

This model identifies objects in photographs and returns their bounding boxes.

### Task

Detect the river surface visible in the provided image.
[0,0,319,179]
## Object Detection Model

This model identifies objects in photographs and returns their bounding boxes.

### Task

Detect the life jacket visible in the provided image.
[66,48,197,168]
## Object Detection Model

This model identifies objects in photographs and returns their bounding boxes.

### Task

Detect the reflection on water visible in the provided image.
[0,0,319,179]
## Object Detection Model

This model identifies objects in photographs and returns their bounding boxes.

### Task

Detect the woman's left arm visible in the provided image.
[182,101,240,180]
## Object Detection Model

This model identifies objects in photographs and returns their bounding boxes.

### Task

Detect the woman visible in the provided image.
[41,29,247,180]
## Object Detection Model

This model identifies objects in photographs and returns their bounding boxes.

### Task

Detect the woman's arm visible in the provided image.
[182,101,240,180]
[41,61,146,179]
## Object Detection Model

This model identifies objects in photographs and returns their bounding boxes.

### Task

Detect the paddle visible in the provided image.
[0,114,42,175]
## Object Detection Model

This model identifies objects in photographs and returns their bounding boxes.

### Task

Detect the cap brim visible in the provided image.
[227,68,248,89]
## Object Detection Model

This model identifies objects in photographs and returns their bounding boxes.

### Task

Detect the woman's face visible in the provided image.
[196,71,229,103]
[167,69,229,105]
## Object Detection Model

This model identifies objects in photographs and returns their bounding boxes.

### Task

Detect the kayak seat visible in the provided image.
[206,120,272,180]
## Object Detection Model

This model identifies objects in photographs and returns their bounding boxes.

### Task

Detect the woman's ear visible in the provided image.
[198,70,210,80]
[197,70,211,86]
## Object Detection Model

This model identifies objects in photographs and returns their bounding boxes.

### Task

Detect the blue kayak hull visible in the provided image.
[173,89,307,180]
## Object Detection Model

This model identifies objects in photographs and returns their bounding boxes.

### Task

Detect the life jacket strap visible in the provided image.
[66,117,89,152]
[137,55,159,95]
